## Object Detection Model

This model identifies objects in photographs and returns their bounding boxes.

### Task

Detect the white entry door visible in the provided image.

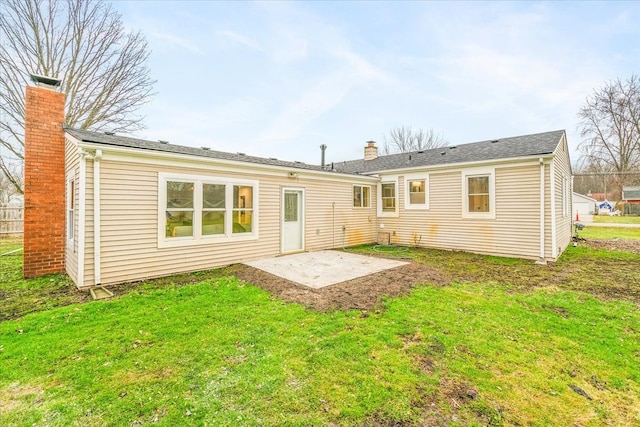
[282,188,304,253]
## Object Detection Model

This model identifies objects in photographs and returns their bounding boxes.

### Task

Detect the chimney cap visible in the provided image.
[366,140,376,147]
[29,73,61,88]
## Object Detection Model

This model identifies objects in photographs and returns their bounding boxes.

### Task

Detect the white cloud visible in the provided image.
[151,31,203,54]
[218,30,263,51]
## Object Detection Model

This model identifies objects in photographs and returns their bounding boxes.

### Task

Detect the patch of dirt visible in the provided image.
[585,239,640,254]
[230,261,451,312]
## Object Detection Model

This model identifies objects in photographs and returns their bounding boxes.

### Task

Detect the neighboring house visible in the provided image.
[23,76,573,289]
[622,186,640,204]
[572,192,597,217]
[622,186,640,216]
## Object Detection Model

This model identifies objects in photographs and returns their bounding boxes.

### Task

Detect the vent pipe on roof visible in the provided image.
[320,144,327,168]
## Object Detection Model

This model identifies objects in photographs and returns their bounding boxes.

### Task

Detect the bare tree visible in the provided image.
[0,0,155,194]
[578,75,640,182]
[0,162,22,204]
[382,126,448,154]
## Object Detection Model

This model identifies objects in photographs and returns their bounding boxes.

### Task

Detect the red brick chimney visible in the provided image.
[23,74,66,278]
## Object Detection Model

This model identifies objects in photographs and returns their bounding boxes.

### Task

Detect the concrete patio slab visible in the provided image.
[245,250,409,289]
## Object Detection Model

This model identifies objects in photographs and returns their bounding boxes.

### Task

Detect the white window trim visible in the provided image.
[66,175,75,248]
[404,173,429,210]
[462,167,496,220]
[353,184,371,208]
[377,177,399,217]
[158,172,259,248]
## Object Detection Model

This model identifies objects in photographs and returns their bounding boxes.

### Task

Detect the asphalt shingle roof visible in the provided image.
[332,130,566,174]
[623,186,640,200]
[66,128,565,176]
[65,128,331,173]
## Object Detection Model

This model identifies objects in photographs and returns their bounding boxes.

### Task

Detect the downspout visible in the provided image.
[77,151,88,286]
[538,158,546,263]
[550,160,557,259]
[93,150,102,285]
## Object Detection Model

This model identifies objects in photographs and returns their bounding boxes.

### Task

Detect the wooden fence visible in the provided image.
[0,205,24,236]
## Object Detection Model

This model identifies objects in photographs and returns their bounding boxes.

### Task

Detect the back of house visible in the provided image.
[22,77,573,289]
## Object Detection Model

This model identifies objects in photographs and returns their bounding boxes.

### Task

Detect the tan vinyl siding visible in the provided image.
[378,164,543,259]
[544,162,553,260]
[553,136,573,258]
[84,160,375,287]
[64,137,79,284]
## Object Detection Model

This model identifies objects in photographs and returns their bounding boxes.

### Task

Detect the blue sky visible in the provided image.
[113,1,640,166]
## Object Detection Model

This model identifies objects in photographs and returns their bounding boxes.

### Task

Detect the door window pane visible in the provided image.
[285,192,298,222]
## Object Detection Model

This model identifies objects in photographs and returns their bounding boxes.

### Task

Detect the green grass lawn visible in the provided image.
[1,238,640,426]
[593,215,640,224]
[579,225,640,240]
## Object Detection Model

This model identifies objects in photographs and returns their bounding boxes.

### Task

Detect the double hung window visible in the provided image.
[353,185,371,208]
[463,168,495,219]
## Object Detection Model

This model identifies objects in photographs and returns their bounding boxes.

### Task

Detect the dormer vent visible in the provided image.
[201,147,210,150]
[104,131,115,136]
[159,140,169,144]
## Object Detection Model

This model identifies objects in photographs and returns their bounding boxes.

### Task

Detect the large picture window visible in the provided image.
[353,185,371,208]
[159,173,258,247]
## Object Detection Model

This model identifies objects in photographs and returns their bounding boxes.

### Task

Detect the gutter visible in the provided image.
[77,151,88,286]
[68,137,379,183]
[355,154,554,176]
